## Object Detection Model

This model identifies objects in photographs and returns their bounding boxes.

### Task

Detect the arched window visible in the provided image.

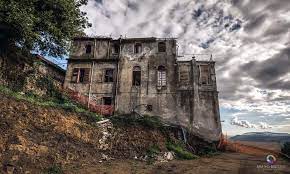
[157,66,166,87]
[85,44,92,54]
[158,42,166,52]
[132,66,141,86]
[134,43,142,54]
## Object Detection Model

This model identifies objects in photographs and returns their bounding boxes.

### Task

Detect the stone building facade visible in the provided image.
[64,37,222,141]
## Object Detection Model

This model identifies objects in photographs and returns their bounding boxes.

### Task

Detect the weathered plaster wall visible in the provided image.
[116,39,179,118]
[70,39,111,60]
[64,37,222,141]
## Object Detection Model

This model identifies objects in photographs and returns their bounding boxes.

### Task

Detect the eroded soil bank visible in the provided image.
[0,92,210,173]
[64,153,290,174]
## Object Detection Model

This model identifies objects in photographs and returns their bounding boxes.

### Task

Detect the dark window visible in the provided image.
[79,69,86,82]
[134,43,142,54]
[86,45,92,54]
[103,97,112,105]
[157,66,166,87]
[112,44,119,54]
[132,66,141,86]
[146,105,153,111]
[158,42,166,52]
[104,69,114,82]
[178,65,190,84]
[71,68,79,83]
[71,68,90,83]
[199,65,210,85]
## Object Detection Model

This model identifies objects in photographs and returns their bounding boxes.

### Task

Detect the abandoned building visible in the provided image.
[64,37,222,141]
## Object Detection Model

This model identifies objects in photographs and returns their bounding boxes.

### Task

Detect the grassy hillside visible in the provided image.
[0,85,202,173]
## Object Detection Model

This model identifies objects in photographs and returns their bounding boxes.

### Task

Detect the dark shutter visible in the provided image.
[86,45,92,54]
[158,42,166,52]
[71,68,79,83]
[83,68,91,83]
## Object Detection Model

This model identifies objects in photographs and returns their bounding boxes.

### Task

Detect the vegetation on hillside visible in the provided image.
[0,0,90,56]
[166,141,199,160]
[0,85,101,122]
[110,114,165,130]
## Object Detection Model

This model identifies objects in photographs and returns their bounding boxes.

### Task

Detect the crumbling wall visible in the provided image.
[64,37,222,142]
[70,38,111,60]
[115,39,180,121]
[0,55,65,97]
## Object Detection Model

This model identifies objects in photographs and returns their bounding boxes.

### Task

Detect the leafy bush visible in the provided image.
[166,141,198,160]
[282,142,290,158]
[44,165,63,174]
[197,145,219,156]
[35,76,63,100]
[146,145,161,157]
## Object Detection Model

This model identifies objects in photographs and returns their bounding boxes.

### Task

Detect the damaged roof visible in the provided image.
[73,36,176,42]
[177,54,214,62]
[34,54,66,74]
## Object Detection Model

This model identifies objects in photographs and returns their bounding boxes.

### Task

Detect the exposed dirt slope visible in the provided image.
[0,93,167,173]
[65,153,290,174]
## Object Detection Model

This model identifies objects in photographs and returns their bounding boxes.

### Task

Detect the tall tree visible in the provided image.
[0,0,91,56]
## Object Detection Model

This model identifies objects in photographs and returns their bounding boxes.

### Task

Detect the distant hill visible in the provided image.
[230,132,290,143]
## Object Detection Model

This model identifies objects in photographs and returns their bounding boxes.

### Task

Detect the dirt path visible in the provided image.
[64,152,290,174]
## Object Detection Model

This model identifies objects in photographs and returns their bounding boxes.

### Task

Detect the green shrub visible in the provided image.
[198,145,219,156]
[282,142,290,158]
[44,165,63,174]
[146,145,161,157]
[140,116,164,128]
[166,141,198,160]
[35,76,62,100]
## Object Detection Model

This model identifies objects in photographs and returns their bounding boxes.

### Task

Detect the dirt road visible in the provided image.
[65,152,290,174]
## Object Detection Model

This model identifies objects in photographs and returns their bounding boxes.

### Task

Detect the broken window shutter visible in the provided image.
[71,68,79,83]
[157,71,162,87]
[161,71,166,86]
[84,68,90,83]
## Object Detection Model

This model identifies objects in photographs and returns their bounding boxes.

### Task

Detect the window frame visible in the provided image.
[134,43,142,54]
[85,44,92,54]
[158,42,166,53]
[103,97,113,106]
[199,65,210,85]
[71,68,90,84]
[132,66,141,86]
[112,43,120,54]
[104,69,115,83]
[157,65,167,88]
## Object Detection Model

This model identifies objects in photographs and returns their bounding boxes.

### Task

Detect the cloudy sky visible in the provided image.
[65,0,290,135]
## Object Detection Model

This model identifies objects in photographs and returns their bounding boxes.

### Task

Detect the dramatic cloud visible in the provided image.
[231,116,273,129]
[80,0,290,134]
